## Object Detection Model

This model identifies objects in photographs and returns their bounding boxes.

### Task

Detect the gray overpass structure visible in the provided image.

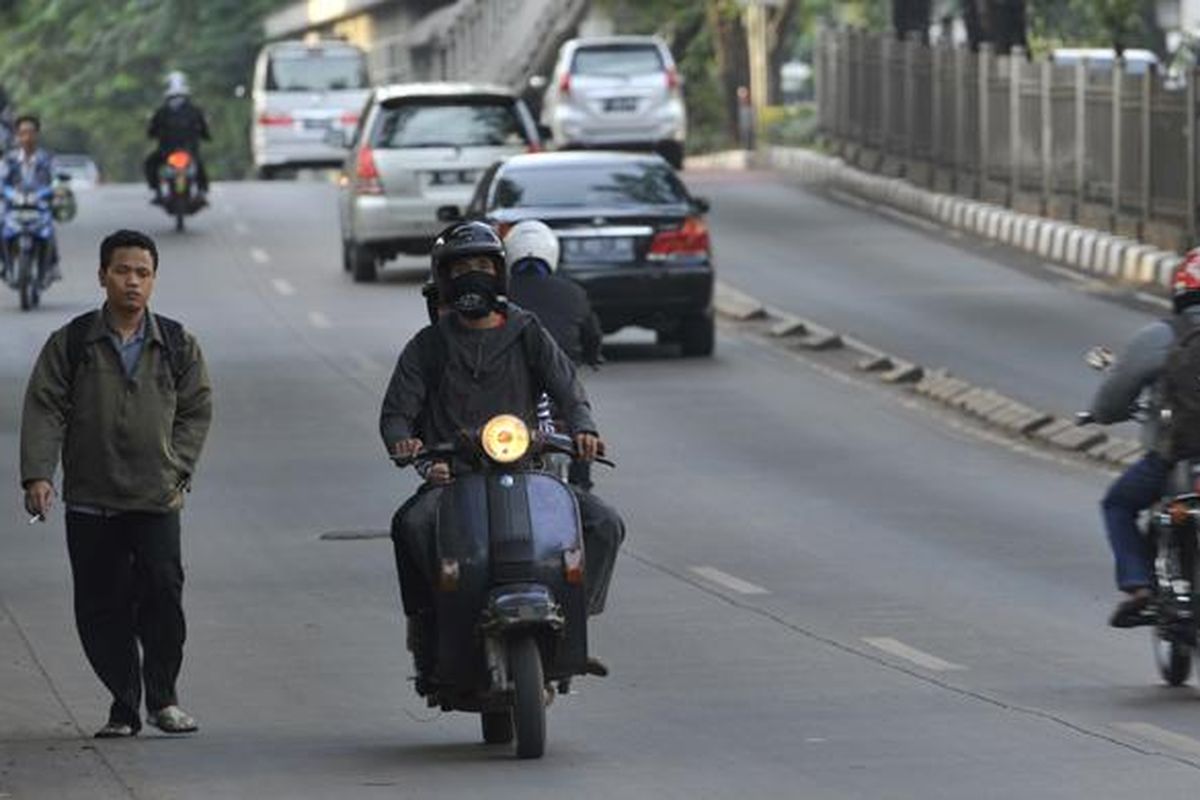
[264,0,589,90]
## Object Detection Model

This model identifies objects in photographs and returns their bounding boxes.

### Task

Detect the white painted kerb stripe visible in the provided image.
[307,310,332,329]
[271,278,296,297]
[862,637,965,671]
[1114,722,1200,758]
[689,566,769,595]
[250,247,270,265]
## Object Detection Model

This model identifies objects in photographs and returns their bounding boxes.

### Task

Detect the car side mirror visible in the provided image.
[324,128,349,149]
[437,205,463,223]
[691,196,711,214]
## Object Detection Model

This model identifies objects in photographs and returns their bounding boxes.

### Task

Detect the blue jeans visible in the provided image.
[1101,453,1169,591]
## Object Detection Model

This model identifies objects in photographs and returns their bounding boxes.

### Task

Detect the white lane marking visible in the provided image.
[234,221,250,235]
[689,566,769,595]
[270,278,296,297]
[1114,722,1200,757]
[307,310,332,329]
[862,637,966,671]
[250,247,270,265]
[1135,291,1172,309]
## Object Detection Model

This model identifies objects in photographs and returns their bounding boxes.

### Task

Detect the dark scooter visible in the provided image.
[157,149,204,232]
[395,413,611,758]
[1080,345,1200,686]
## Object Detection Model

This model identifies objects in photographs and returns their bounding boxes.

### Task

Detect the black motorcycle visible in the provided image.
[395,414,609,758]
[157,149,204,232]
[1081,346,1200,685]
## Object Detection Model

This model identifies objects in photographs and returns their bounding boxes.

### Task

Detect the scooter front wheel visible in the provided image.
[17,251,37,311]
[509,636,546,759]
[1153,628,1192,687]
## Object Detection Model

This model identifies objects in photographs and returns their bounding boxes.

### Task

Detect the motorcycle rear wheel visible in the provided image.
[509,636,546,759]
[175,210,186,233]
[1153,629,1192,686]
[480,711,514,744]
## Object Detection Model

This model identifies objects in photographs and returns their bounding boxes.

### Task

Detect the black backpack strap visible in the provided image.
[153,314,188,385]
[65,311,99,385]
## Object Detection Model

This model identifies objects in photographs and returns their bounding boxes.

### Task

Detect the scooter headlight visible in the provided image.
[481,414,530,464]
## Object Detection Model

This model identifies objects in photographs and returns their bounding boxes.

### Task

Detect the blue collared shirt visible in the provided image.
[105,310,148,379]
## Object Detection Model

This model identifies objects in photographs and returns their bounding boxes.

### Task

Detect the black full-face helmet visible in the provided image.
[430,221,508,299]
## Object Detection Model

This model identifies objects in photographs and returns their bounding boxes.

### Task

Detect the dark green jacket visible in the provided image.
[20,309,212,512]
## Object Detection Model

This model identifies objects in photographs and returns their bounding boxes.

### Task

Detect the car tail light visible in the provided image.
[559,72,571,97]
[258,112,293,126]
[666,67,681,93]
[339,112,359,127]
[648,217,709,261]
[563,548,584,586]
[355,146,383,195]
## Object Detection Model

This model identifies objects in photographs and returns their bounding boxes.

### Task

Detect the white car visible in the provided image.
[336,83,543,282]
[541,36,687,168]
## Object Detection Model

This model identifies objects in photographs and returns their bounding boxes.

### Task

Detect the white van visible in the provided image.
[1051,48,1160,75]
[251,39,371,179]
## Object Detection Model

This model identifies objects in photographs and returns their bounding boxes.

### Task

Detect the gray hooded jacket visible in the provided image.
[1089,306,1200,452]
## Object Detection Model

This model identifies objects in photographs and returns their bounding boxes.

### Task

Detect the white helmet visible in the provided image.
[504,220,560,274]
[164,71,191,98]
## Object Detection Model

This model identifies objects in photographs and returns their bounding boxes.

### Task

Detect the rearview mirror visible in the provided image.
[691,196,711,214]
[1084,345,1115,371]
[437,205,463,223]
[324,128,349,149]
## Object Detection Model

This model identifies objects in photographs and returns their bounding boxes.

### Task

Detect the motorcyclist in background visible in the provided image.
[1090,255,1200,628]
[0,85,16,153]
[381,222,625,684]
[2,114,61,283]
[504,220,603,491]
[145,71,211,205]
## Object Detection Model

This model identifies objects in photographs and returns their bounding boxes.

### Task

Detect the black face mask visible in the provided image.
[449,271,502,319]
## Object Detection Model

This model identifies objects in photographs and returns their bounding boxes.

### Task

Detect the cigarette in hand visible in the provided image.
[28,514,43,525]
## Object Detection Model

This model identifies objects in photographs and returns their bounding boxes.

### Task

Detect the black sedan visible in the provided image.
[443,151,714,356]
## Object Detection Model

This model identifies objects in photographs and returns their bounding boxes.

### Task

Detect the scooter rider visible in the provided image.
[504,220,603,491]
[1090,254,1200,627]
[381,221,625,681]
[145,71,210,204]
[2,114,61,283]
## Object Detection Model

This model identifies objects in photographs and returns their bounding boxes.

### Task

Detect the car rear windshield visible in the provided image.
[492,162,689,209]
[372,97,528,149]
[571,45,665,76]
[266,51,368,92]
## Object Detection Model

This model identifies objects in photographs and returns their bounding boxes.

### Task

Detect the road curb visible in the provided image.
[745,146,1185,296]
[714,279,1140,470]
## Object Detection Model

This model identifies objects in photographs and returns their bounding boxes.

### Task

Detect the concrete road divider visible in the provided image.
[693,146,1185,294]
[714,278,1142,468]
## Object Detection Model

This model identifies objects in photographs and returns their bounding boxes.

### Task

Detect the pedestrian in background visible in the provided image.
[20,229,212,738]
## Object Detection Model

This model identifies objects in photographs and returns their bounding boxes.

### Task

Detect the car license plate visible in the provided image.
[562,237,635,263]
[304,118,332,130]
[603,97,639,113]
[428,170,478,186]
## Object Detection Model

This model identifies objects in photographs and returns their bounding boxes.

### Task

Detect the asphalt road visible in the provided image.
[3,178,1200,798]
[692,167,1162,418]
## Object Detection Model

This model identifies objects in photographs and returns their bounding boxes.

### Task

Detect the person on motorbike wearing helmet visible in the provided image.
[1090,253,1200,627]
[380,221,625,683]
[144,71,211,204]
[504,220,603,490]
[2,114,61,283]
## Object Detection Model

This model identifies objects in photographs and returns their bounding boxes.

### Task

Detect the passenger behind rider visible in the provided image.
[380,221,625,682]
[2,114,61,284]
[144,71,211,204]
[503,220,603,491]
[1090,254,1200,627]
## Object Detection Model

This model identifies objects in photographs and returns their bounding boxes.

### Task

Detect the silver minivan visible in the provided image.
[541,36,687,168]
[251,39,371,179]
[337,83,542,282]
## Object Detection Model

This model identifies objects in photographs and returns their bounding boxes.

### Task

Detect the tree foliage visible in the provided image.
[0,0,289,180]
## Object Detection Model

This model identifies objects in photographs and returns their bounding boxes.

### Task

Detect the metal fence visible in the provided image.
[815,28,1200,248]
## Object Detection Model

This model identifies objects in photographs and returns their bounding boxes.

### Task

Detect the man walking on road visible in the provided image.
[20,229,212,738]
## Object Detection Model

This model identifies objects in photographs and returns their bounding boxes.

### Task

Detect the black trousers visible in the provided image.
[391,482,625,617]
[65,511,185,728]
